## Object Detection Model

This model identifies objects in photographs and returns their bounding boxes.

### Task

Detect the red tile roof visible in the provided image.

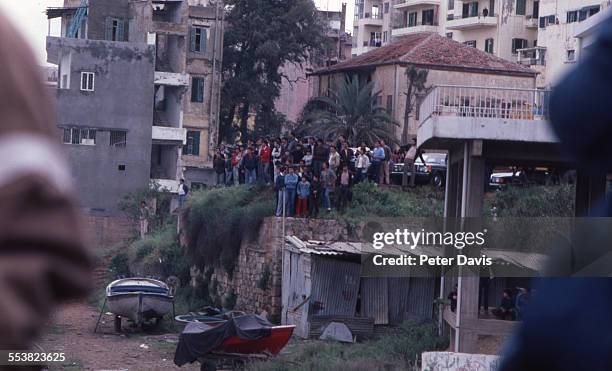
[314,32,536,77]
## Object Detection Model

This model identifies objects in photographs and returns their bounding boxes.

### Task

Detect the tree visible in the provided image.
[220,0,327,143]
[298,75,399,145]
[402,66,431,144]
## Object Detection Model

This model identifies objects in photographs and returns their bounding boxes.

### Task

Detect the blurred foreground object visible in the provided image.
[0,12,93,351]
[500,16,612,371]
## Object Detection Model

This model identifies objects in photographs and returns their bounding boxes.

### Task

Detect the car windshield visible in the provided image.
[422,153,447,165]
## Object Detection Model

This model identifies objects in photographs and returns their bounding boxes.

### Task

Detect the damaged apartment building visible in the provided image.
[46,0,224,215]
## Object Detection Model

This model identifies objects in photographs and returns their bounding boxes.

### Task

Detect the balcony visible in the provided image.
[418,85,556,148]
[356,12,384,26]
[394,0,440,9]
[517,47,546,66]
[446,15,497,30]
[393,22,439,37]
[154,71,189,86]
[152,126,187,144]
[524,15,538,28]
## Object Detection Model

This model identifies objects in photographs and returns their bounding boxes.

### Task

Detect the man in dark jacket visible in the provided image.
[242,147,258,185]
[312,138,329,177]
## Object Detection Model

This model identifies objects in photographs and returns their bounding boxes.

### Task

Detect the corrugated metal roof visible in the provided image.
[484,250,548,271]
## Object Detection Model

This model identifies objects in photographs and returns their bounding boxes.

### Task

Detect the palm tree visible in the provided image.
[298,75,399,145]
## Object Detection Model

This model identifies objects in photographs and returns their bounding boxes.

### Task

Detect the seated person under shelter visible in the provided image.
[493,288,516,320]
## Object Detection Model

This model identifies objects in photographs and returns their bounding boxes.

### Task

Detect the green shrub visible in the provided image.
[487,184,575,217]
[186,185,275,276]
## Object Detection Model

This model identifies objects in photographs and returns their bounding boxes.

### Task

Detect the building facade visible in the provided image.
[517,0,607,88]
[314,32,536,142]
[46,0,224,214]
[275,6,353,123]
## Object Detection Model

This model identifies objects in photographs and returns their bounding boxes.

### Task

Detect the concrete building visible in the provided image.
[46,0,224,214]
[311,32,537,141]
[275,6,353,124]
[353,0,540,62]
[517,0,608,88]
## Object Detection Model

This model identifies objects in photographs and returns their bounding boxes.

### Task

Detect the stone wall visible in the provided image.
[80,214,136,249]
[194,217,349,319]
[421,352,500,371]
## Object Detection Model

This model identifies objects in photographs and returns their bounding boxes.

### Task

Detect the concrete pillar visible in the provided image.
[455,140,485,353]
[575,171,607,216]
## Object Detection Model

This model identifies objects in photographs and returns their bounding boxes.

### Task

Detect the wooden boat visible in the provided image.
[217,324,295,355]
[106,278,174,327]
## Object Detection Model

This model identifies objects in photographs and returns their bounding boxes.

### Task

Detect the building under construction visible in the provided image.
[46,0,224,215]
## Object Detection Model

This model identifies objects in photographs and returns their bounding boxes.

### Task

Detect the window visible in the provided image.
[80,72,95,91]
[516,0,526,15]
[372,5,380,19]
[485,38,494,53]
[191,77,205,102]
[567,10,578,23]
[383,31,388,43]
[448,0,454,11]
[105,17,126,42]
[446,32,453,39]
[422,9,435,25]
[462,2,479,17]
[63,127,96,145]
[110,130,127,147]
[190,26,208,53]
[512,38,528,54]
[408,12,417,27]
[386,95,393,113]
[185,131,200,156]
[533,1,539,18]
[464,40,477,48]
[566,49,575,62]
[384,2,390,13]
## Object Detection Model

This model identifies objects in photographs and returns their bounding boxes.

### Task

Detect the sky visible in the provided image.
[0,0,354,66]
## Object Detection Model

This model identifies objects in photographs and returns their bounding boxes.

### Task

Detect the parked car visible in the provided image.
[390,152,447,187]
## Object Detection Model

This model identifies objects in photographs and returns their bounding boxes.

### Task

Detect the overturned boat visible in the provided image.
[174,314,295,367]
[106,278,174,330]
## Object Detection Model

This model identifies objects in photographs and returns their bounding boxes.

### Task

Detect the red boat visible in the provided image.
[217,325,295,355]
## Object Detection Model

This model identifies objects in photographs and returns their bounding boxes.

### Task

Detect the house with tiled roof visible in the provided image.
[309,32,538,142]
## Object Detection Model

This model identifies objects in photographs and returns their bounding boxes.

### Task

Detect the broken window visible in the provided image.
[63,127,96,145]
[110,130,127,147]
[185,131,201,156]
[191,77,205,103]
[105,17,126,42]
[190,26,208,53]
[80,72,95,91]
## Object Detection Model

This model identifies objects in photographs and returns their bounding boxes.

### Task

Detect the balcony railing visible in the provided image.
[419,85,551,125]
[446,14,497,29]
[394,21,439,29]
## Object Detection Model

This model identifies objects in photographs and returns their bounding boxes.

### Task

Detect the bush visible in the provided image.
[108,251,129,278]
[186,185,275,276]
[487,184,575,217]
[127,224,190,283]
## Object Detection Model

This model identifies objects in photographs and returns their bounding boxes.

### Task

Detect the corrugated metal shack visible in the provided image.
[281,236,437,339]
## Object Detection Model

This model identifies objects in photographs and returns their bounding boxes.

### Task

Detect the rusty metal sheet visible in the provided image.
[309,256,360,317]
[361,277,389,325]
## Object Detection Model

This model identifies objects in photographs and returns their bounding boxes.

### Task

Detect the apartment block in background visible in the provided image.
[46,0,224,214]
[517,0,606,88]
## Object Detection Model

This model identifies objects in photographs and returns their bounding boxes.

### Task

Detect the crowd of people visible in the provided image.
[212,133,421,217]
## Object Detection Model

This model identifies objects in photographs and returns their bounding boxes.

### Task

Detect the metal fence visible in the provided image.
[419,85,551,125]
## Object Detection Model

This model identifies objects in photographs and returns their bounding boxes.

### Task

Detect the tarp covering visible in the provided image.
[174,315,272,366]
